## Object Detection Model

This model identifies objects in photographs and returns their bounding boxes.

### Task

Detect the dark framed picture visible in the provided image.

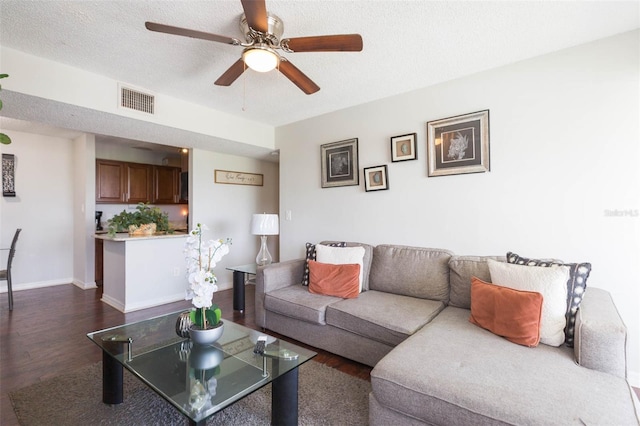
[363,165,389,192]
[2,153,16,197]
[391,133,417,162]
[321,138,359,188]
[427,110,490,177]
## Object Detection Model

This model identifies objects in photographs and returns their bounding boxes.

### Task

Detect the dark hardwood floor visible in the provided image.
[0,284,371,426]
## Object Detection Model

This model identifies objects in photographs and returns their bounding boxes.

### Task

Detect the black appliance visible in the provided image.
[95,211,103,231]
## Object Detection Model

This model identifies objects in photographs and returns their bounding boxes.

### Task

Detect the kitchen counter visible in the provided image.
[94,231,188,241]
[96,232,189,313]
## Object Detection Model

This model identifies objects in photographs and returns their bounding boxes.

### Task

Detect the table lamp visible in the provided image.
[251,213,279,266]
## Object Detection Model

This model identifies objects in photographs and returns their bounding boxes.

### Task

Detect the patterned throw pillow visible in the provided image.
[506,251,592,347]
[301,242,347,285]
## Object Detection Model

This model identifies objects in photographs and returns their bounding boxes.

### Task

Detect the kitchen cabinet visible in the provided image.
[125,163,152,203]
[96,160,125,203]
[96,159,184,204]
[95,237,103,288]
[152,166,180,204]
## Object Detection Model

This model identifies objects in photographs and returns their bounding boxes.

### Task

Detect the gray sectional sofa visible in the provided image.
[255,243,640,425]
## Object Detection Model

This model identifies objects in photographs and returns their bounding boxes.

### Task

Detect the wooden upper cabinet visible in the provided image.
[153,166,180,204]
[97,159,183,204]
[96,160,125,203]
[125,163,152,204]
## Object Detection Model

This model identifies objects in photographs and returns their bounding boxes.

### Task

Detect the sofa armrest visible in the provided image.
[255,259,305,328]
[574,287,627,378]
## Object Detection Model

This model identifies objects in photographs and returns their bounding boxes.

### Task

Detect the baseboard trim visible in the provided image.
[0,279,70,293]
[121,293,185,313]
[100,294,125,312]
[72,279,98,290]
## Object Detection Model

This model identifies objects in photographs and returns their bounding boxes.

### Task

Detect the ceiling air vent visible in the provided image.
[120,86,154,114]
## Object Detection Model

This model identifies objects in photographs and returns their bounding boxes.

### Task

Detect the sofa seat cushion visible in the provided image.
[265,285,341,325]
[371,306,639,425]
[326,290,445,346]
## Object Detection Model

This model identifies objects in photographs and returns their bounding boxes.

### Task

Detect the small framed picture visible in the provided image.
[427,110,490,177]
[321,138,359,188]
[363,165,389,192]
[391,133,417,162]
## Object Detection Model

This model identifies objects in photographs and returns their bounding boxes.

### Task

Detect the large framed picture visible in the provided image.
[363,165,389,192]
[391,133,417,162]
[321,138,359,188]
[427,110,490,177]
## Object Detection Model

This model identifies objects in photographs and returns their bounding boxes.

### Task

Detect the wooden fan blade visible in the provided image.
[214,59,246,86]
[278,60,320,95]
[284,34,363,52]
[145,22,238,45]
[241,0,268,33]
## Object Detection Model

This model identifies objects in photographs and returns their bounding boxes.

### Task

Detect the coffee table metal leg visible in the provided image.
[272,367,298,426]
[102,350,123,405]
[232,270,245,312]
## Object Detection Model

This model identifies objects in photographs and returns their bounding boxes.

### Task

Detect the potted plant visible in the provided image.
[107,202,170,236]
[183,223,231,344]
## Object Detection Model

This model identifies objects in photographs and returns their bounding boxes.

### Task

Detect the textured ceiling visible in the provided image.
[0,1,638,153]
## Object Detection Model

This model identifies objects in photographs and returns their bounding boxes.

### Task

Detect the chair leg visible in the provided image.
[7,272,13,311]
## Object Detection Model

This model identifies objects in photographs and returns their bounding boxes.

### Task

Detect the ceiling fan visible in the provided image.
[145,0,363,95]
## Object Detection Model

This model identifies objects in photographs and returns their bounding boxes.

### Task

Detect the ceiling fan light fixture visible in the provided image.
[243,46,279,72]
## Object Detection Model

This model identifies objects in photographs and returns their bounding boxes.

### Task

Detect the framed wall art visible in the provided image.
[214,169,264,186]
[321,138,359,188]
[363,165,389,192]
[2,153,16,197]
[427,110,490,177]
[391,133,417,162]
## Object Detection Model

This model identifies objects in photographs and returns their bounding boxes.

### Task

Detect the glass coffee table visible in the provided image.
[87,311,316,425]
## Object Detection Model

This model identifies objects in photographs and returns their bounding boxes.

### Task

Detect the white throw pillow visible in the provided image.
[316,244,365,292]
[487,259,569,347]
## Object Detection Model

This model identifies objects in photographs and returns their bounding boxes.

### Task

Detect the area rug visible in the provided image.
[10,360,371,425]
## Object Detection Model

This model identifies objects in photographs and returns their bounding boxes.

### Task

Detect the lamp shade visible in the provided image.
[251,214,279,235]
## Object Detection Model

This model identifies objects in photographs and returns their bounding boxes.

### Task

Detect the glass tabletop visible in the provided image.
[226,264,257,275]
[87,311,315,423]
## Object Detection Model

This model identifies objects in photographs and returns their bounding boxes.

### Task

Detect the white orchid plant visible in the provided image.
[184,223,231,329]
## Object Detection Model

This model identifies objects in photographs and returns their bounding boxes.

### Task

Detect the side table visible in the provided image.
[226,263,257,313]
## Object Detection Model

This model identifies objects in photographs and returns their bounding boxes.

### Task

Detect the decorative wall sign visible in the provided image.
[321,138,359,188]
[391,133,417,162]
[214,170,264,186]
[363,165,389,192]
[427,110,490,177]
[2,153,16,197]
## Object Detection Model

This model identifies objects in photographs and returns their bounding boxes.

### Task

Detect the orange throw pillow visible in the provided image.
[469,277,543,347]
[308,260,360,299]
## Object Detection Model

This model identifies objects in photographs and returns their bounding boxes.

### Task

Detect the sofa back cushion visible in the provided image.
[449,255,505,309]
[369,245,453,301]
[320,241,374,291]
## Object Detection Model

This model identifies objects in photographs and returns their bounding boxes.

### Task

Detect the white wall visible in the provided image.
[0,130,75,289]
[276,30,640,385]
[72,133,97,289]
[191,148,279,290]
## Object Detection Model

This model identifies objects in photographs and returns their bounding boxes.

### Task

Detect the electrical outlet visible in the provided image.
[173,267,180,277]
[286,210,292,221]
